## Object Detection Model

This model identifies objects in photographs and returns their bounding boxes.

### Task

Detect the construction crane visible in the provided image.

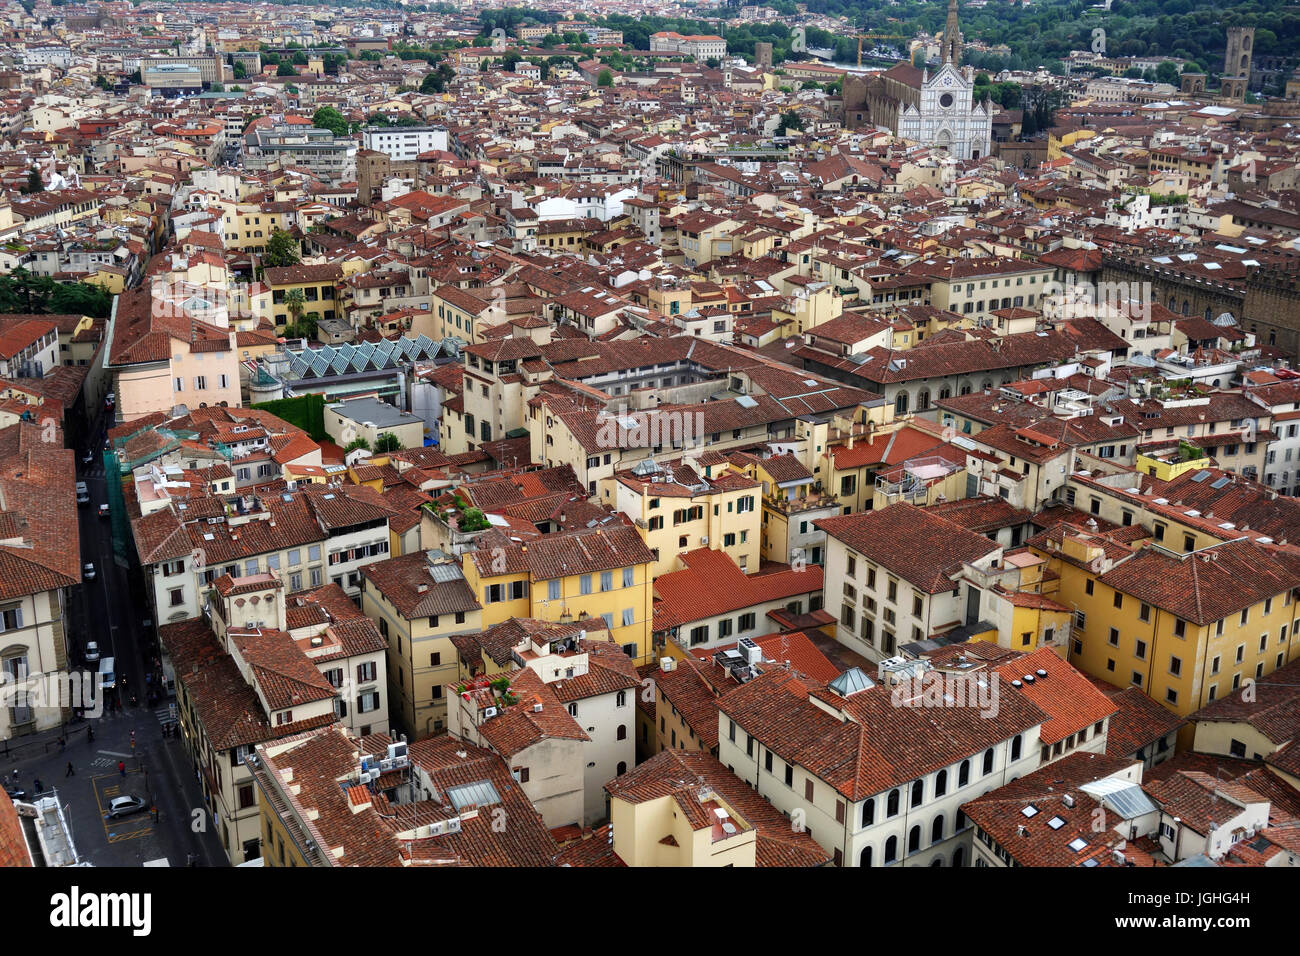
[855,33,910,68]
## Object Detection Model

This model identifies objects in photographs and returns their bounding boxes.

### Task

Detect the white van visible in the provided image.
[99,656,116,691]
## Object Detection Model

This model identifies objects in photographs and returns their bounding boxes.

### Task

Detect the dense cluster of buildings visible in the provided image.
[0,1,1299,871]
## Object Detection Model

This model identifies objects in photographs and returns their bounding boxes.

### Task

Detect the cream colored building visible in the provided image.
[325,397,425,451]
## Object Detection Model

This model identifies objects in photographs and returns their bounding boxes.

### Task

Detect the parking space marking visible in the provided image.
[107,826,153,844]
[93,770,151,841]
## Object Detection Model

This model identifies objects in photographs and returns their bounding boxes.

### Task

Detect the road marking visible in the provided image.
[107,828,153,844]
[99,750,131,758]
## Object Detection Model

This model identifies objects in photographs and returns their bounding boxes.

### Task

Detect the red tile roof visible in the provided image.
[993,648,1117,746]
[652,549,823,630]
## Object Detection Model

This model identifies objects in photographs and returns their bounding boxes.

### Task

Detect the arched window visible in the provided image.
[616,725,627,740]
[862,798,875,827]
[616,761,627,775]
[1011,734,1022,761]
[982,747,995,775]
[886,788,900,817]
[931,857,943,866]
[895,391,909,416]
[932,815,945,844]
[935,769,948,797]
[917,389,930,411]
[960,383,972,396]
[958,759,970,787]
[860,845,873,867]
[884,836,898,863]
[939,385,952,400]
[910,779,924,808]
[908,825,921,854]
[953,846,965,868]
[1182,300,1190,315]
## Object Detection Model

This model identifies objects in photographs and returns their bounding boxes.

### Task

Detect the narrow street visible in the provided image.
[3,405,227,866]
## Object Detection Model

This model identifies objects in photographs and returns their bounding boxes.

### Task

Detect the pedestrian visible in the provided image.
[86,726,94,744]
[10,769,16,784]
[118,760,125,778]
[58,737,65,752]
[33,778,42,792]
[65,762,74,777]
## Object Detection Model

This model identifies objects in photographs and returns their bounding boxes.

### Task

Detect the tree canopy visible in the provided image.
[263,229,301,269]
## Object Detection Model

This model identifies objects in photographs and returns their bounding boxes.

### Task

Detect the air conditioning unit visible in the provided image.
[379,758,395,771]
[699,536,708,545]
[483,706,498,719]
[447,817,462,833]
[428,821,444,836]
[532,703,543,713]
[660,657,676,672]
[387,742,408,762]
[738,638,762,666]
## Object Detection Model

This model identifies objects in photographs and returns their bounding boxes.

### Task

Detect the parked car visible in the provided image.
[84,641,100,663]
[81,450,94,465]
[3,787,26,802]
[76,481,90,505]
[104,392,115,410]
[83,562,96,581]
[98,504,110,519]
[106,795,147,819]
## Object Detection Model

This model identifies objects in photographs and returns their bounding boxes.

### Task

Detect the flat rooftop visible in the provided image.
[328,396,422,428]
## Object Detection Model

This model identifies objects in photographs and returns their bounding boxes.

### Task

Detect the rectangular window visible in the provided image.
[548,579,561,601]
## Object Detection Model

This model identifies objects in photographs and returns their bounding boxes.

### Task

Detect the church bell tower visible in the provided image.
[942,0,962,66]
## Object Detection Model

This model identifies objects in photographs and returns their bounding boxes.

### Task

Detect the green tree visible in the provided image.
[1155,61,1180,85]
[263,229,301,269]
[233,62,247,79]
[374,432,402,453]
[777,111,804,133]
[596,67,613,87]
[283,288,306,329]
[345,436,372,454]
[276,62,297,77]
[23,168,43,194]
